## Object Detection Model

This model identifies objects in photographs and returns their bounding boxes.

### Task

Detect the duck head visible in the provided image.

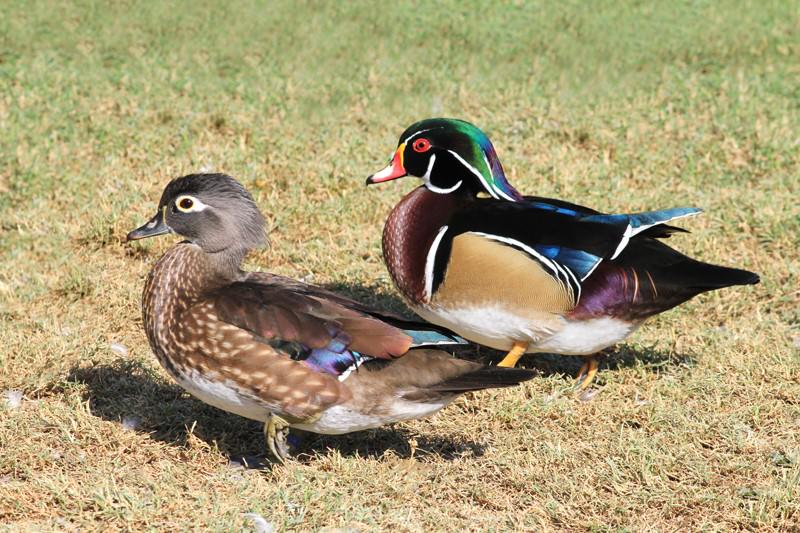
[127,173,267,254]
[366,118,522,201]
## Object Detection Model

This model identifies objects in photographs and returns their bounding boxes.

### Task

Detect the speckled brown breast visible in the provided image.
[382,187,459,304]
[141,245,216,376]
[141,244,348,421]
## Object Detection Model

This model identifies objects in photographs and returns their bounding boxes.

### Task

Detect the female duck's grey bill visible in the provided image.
[127,209,172,241]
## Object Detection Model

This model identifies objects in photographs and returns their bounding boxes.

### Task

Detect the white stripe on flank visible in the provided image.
[562,264,582,303]
[549,257,572,299]
[424,226,450,302]
[472,231,560,277]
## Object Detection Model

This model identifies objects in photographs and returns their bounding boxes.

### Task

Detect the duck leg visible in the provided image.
[497,341,529,368]
[574,356,599,390]
[264,413,292,463]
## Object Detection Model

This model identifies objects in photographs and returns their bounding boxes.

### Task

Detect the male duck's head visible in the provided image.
[366,118,522,201]
[127,173,267,253]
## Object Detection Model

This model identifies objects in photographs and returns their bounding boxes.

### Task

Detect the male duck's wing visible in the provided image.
[428,200,701,304]
[523,196,691,239]
[522,195,601,216]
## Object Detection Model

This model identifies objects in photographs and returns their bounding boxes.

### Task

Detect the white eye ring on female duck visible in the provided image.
[174,195,210,213]
[422,154,463,194]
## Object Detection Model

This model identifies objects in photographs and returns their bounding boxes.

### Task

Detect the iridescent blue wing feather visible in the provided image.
[582,207,701,232]
[298,326,465,380]
[405,328,467,347]
[582,207,702,259]
[532,244,603,281]
[303,346,371,381]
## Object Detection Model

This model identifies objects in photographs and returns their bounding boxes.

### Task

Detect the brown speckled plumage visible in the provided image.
[143,244,349,420]
[130,173,535,453]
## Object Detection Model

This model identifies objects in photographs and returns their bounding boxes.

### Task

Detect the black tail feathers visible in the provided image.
[716,266,760,287]
[678,261,760,291]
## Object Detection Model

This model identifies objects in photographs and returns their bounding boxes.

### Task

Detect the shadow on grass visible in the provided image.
[65,360,486,469]
[498,344,696,382]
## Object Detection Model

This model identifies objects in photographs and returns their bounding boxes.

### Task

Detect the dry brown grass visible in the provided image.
[1,1,798,531]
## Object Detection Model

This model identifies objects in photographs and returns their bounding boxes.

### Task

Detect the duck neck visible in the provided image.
[142,244,244,350]
[382,186,462,304]
[204,245,250,280]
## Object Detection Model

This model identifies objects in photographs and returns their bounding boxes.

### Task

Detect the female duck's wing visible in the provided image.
[176,279,463,423]
[181,292,353,421]
[241,272,467,348]
[208,278,414,359]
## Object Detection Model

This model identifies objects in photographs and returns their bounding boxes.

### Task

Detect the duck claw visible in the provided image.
[264,414,292,464]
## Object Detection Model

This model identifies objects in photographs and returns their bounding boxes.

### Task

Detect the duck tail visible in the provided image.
[676,260,760,291]
[427,365,536,393]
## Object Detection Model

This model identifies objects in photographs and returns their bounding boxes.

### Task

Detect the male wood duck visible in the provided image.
[127,173,535,462]
[366,118,760,389]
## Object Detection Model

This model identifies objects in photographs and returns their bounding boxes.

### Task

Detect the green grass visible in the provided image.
[1,0,798,530]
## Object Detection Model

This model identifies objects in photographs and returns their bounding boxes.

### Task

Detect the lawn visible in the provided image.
[1,0,798,530]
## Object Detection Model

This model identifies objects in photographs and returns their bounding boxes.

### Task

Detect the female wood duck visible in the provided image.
[127,173,534,462]
[366,118,760,389]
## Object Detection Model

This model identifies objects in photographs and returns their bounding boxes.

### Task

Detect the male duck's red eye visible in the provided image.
[412,138,431,153]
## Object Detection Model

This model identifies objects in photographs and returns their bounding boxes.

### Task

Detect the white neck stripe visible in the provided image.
[482,153,517,202]
[447,149,499,199]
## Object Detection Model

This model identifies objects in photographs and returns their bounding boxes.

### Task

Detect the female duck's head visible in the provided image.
[127,173,267,255]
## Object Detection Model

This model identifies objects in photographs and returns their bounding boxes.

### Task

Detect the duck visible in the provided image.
[126,173,535,462]
[366,118,760,389]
